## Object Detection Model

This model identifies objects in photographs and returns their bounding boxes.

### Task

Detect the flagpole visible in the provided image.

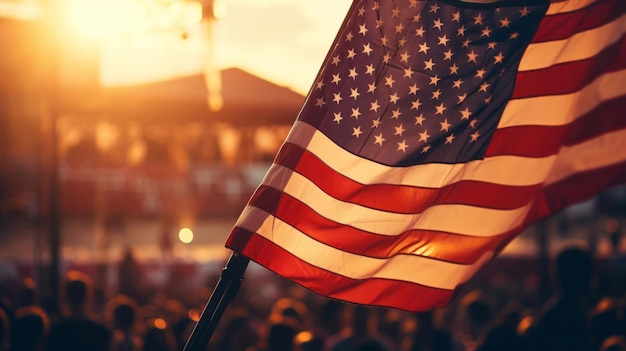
[182,252,250,351]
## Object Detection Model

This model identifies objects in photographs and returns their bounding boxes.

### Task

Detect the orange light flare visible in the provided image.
[59,0,203,42]
[62,0,146,41]
[153,318,167,330]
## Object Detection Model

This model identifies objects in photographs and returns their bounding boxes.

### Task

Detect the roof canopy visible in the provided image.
[63,67,306,126]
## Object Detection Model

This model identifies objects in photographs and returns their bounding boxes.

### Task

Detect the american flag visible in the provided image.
[226,0,626,312]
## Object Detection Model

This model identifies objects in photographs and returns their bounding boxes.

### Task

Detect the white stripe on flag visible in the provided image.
[287,122,556,187]
[236,206,495,290]
[519,13,626,71]
[262,164,533,237]
[546,0,602,15]
[499,69,626,128]
[546,128,626,184]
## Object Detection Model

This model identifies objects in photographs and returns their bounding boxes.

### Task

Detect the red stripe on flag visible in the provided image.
[277,143,539,213]
[486,96,626,158]
[561,97,626,145]
[226,227,456,312]
[533,162,626,219]
[249,185,516,265]
[512,36,626,99]
[533,0,625,43]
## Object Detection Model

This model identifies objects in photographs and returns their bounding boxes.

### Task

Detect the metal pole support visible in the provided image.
[183,252,250,351]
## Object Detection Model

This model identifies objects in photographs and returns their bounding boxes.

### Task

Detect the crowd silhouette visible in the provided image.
[0,244,625,351]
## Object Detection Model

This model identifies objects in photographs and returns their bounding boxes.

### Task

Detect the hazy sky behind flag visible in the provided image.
[99,0,352,95]
[212,0,352,95]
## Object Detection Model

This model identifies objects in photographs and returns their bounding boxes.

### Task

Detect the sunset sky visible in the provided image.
[99,0,352,95]
[212,0,352,94]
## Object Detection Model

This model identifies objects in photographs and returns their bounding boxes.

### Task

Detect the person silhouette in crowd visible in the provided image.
[10,305,49,351]
[453,290,493,350]
[475,301,526,351]
[607,221,626,297]
[314,300,346,341]
[141,317,178,351]
[263,320,298,351]
[118,247,145,304]
[18,277,38,308]
[270,297,311,332]
[265,322,296,351]
[0,306,9,351]
[326,305,391,351]
[46,270,111,351]
[208,306,258,351]
[106,294,142,351]
[402,310,456,351]
[532,246,594,351]
[249,310,298,351]
[475,325,525,351]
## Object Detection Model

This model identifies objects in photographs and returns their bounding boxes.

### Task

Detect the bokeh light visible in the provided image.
[178,227,194,244]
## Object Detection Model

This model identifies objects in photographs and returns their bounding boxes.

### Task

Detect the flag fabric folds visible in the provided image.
[226,0,626,312]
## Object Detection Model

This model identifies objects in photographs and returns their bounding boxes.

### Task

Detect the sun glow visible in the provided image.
[64,0,203,40]
[48,0,351,92]
[65,1,147,39]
